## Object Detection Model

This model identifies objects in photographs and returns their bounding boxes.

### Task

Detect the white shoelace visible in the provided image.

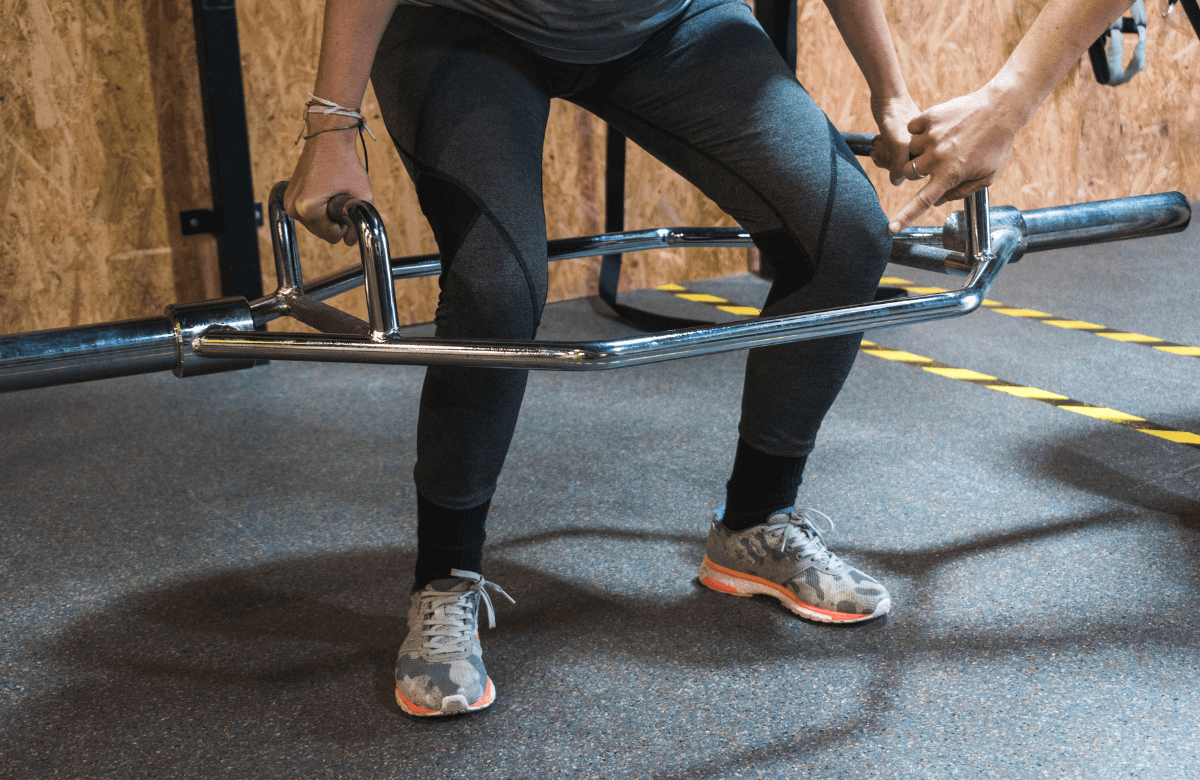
[418,569,515,657]
[766,508,842,569]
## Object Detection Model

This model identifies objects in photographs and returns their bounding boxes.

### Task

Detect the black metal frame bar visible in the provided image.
[754,0,797,70]
[189,0,263,301]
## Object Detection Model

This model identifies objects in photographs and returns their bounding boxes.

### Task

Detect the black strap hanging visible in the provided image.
[597,127,713,331]
[1166,0,1200,40]
[1089,0,1148,85]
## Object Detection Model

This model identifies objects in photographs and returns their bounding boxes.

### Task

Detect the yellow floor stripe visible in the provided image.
[859,340,1196,450]
[1057,406,1144,423]
[922,367,996,381]
[1143,430,1200,445]
[717,305,761,316]
[1046,320,1105,330]
[861,349,932,363]
[883,282,1198,360]
[1098,332,1163,343]
[992,308,1052,318]
[656,282,1200,450]
[676,293,728,303]
[985,386,1070,400]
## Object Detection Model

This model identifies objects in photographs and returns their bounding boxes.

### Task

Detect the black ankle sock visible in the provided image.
[413,491,489,590]
[722,439,807,532]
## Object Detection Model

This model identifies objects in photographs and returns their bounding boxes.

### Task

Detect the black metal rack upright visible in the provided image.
[187,0,263,301]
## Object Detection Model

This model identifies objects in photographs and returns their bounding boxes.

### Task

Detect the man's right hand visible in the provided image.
[284,118,374,246]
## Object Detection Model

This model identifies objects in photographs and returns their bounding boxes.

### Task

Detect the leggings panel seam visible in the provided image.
[395,142,545,330]
[814,123,839,268]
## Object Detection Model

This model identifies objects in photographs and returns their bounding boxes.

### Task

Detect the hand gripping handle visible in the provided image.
[326,193,356,225]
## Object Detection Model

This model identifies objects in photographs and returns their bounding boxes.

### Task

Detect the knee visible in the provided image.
[436,267,544,340]
[417,173,548,338]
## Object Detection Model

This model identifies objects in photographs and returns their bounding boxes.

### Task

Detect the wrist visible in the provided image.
[870,89,915,119]
[299,109,367,149]
[984,70,1041,133]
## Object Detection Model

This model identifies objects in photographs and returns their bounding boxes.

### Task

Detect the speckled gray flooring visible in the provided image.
[2,210,1197,779]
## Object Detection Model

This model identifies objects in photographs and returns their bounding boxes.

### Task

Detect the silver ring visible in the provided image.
[911,160,926,179]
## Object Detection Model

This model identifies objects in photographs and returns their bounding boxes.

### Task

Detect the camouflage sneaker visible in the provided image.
[698,505,890,623]
[395,569,514,716]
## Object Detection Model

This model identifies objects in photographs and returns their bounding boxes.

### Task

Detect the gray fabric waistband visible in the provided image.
[394,0,692,63]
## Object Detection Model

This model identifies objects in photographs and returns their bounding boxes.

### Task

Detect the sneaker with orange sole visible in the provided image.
[699,505,890,623]
[395,569,514,716]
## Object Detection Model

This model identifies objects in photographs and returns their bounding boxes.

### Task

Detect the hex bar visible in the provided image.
[194,230,1021,371]
[1,191,1189,392]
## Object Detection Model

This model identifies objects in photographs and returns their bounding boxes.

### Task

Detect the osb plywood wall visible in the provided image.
[2,0,1198,336]
[798,0,1200,225]
[1,0,218,334]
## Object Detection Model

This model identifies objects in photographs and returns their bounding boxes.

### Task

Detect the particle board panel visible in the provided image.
[142,0,224,307]
[0,0,179,334]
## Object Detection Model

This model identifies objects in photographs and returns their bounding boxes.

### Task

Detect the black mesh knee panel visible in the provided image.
[752,229,816,310]
[417,172,484,271]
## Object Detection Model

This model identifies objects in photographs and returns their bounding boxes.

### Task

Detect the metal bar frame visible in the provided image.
[194,218,1020,371]
[0,148,1189,390]
[182,185,1189,372]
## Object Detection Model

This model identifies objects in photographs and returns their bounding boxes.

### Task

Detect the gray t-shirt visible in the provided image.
[395,0,693,63]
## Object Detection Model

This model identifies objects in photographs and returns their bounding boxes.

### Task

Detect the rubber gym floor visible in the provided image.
[2,206,1197,779]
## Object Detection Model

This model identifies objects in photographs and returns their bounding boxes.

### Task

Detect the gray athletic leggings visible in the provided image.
[370,0,892,510]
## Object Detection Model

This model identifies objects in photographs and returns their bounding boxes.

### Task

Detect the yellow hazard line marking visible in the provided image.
[860,338,1200,448]
[675,292,728,303]
[655,284,763,316]
[880,276,1198,358]
[717,305,762,316]
[655,280,1200,450]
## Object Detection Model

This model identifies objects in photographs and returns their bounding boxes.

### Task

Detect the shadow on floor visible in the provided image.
[5,479,1197,780]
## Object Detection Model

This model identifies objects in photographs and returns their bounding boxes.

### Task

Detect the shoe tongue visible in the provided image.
[427,576,471,593]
